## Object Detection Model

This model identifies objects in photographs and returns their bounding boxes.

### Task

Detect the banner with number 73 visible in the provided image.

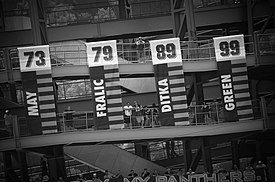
[18,45,51,72]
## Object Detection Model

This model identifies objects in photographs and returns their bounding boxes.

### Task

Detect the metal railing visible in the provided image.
[49,36,257,66]
[2,33,274,70]
[0,97,274,139]
[57,111,94,132]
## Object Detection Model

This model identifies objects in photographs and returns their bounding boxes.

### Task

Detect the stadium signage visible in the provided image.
[213,34,245,62]
[149,38,182,65]
[220,74,235,111]
[158,78,172,112]
[93,79,106,117]
[18,45,51,72]
[103,170,264,182]
[86,40,118,67]
[26,91,39,116]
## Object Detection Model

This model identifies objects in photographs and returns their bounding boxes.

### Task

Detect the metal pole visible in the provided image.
[260,96,268,129]
[194,105,197,125]
[215,102,219,124]
[151,108,154,127]
[62,113,65,132]
[85,112,88,130]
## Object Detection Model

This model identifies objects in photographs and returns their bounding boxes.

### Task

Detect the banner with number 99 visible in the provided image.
[213,34,245,62]
[18,45,51,72]
[86,40,118,67]
[150,38,182,65]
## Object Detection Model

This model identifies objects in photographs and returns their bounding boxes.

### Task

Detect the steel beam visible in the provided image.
[231,140,240,168]
[29,0,48,45]
[183,140,192,172]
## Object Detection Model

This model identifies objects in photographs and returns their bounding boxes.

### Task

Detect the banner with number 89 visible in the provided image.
[86,40,118,67]
[150,38,182,65]
[213,34,246,62]
[18,45,51,72]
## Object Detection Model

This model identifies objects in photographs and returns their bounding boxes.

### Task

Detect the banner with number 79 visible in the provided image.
[86,40,118,67]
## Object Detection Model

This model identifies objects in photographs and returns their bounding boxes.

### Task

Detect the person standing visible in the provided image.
[4,110,13,136]
[57,176,65,182]
[113,170,123,179]
[128,169,138,178]
[133,101,144,128]
[151,103,159,127]
[141,168,150,179]
[103,170,112,180]
[123,102,133,129]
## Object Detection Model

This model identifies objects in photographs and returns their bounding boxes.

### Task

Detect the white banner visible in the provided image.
[150,38,182,65]
[86,40,118,67]
[18,45,51,72]
[213,34,246,62]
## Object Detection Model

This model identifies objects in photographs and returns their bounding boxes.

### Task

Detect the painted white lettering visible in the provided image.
[179,175,189,182]
[224,95,234,103]
[243,170,256,181]
[158,78,172,113]
[156,176,167,182]
[96,103,106,111]
[93,79,104,86]
[222,82,232,89]
[94,86,104,91]
[221,75,231,83]
[225,103,235,111]
[218,172,229,182]
[221,74,235,112]
[136,177,150,182]
[95,89,105,96]
[167,176,177,182]
[28,105,39,116]
[223,89,233,95]
[93,79,106,117]
[160,95,170,101]
[204,173,217,182]
[26,91,37,99]
[97,111,106,117]
[190,174,204,182]
[26,92,39,116]
[158,78,168,86]
[230,171,243,182]
[162,105,172,112]
[95,95,106,103]
[161,100,171,105]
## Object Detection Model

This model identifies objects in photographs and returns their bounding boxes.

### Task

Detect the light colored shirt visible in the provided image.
[124,105,133,116]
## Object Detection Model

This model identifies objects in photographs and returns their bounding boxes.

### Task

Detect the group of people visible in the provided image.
[32,160,272,182]
[123,101,160,129]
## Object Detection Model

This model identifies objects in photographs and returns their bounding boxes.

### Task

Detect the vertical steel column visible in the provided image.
[118,0,127,19]
[47,146,66,181]
[29,0,48,45]
[170,0,187,39]
[4,150,29,182]
[18,151,29,182]
[183,140,192,172]
[193,74,204,123]
[201,138,213,173]
[135,143,149,159]
[246,0,254,53]
[231,140,240,169]
[185,0,197,41]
